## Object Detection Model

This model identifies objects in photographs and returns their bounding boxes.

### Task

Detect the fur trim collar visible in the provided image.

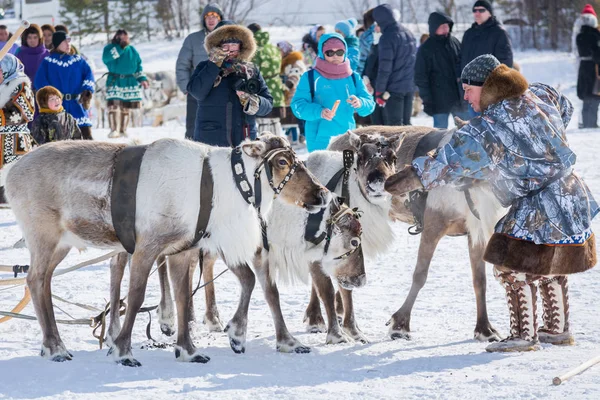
[0,75,31,109]
[204,25,257,62]
[480,64,529,111]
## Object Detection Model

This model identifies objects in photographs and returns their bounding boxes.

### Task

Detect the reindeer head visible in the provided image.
[241,134,330,213]
[319,195,366,290]
[347,130,404,204]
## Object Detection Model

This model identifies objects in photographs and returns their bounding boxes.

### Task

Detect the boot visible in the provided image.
[107,107,120,138]
[119,109,130,137]
[538,276,574,345]
[486,270,541,353]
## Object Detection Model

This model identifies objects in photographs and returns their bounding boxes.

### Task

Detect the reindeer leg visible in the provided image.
[303,284,326,333]
[156,255,176,337]
[256,253,310,353]
[28,242,72,362]
[387,208,449,340]
[310,262,351,344]
[109,248,158,367]
[168,249,210,363]
[468,236,501,342]
[335,290,344,324]
[339,287,369,343]
[107,252,129,346]
[224,262,255,354]
[202,252,224,332]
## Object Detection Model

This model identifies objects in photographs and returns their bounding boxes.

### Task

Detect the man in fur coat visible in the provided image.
[0,55,35,204]
[187,23,273,147]
[385,54,599,353]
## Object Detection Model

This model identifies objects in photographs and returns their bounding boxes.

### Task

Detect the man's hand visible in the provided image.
[347,95,362,109]
[141,81,149,89]
[321,108,335,121]
[384,166,424,196]
[208,48,228,67]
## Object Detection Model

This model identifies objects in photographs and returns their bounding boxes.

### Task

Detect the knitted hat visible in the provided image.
[473,0,493,15]
[36,86,63,109]
[335,18,358,37]
[323,37,345,53]
[583,4,597,17]
[461,54,500,86]
[52,31,69,49]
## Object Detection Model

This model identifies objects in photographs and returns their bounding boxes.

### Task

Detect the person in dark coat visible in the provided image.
[372,4,417,126]
[415,11,469,128]
[16,24,49,87]
[576,5,600,128]
[460,1,513,117]
[362,27,383,125]
[187,23,273,147]
[31,85,82,145]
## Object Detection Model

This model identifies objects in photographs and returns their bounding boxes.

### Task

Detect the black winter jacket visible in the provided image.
[373,4,416,94]
[31,111,82,145]
[415,12,465,115]
[576,25,600,100]
[460,16,513,71]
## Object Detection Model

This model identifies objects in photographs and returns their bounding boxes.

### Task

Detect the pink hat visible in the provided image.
[323,38,345,53]
[583,4,597,17]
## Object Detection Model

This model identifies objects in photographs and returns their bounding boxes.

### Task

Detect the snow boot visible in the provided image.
[108,107,120,138]
[486,270,541,353]
[119,109,130,138]
[538,276,574,345]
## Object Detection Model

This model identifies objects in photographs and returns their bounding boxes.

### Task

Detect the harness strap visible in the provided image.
[190,157,213,248]
[111,145,149,254]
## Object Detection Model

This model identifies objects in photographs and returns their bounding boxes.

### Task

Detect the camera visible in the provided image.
[234,77,261,95]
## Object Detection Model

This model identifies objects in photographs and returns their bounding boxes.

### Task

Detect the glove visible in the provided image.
[209,48,229,67]
[80,90,92,110]
[238,92,260,115]
[423,102,434,116]
[384,166,424,196]
[375,92,387,107]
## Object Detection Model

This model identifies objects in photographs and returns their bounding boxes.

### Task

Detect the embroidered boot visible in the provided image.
[108,107,120,138]
[538,276,574,345]
[119,109,130,137]
[486,270,541,352]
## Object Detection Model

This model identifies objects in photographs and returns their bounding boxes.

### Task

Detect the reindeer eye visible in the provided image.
[350,238,360,247]
[278,159,288,166]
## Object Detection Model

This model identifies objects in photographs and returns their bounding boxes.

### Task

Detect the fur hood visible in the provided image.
[36,86,63,109]
[0,75,31,109]
[281,51,304,71]
[581,13,598,28]
[204,25,257,62]
[480,64,529,111]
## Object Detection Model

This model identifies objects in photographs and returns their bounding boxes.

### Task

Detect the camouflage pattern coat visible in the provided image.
[253,30,285,108]
[413,65,599,248]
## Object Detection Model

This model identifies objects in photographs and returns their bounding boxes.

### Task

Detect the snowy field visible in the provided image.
[2,41,600,399]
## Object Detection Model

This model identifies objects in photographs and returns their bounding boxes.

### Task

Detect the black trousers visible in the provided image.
[383,92,413,126]
[582,97,600,128]
[186,93,198,140]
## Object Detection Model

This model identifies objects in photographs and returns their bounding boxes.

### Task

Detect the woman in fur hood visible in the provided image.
[187,22,273,147]
[386,54,598,353]
[0,54,35,204]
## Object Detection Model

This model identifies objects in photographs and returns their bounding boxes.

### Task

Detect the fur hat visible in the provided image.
[20,24,43,48]
[461,54,501,86]
[335,18,357,37]
[204,24,257,61]
[36,86,63,109]
[281,51,304,73]
[479,64,529,111]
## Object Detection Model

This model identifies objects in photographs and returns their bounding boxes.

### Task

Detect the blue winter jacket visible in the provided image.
[34,52,95,127]
[357,24,375,75]
[187,60,273,147]
[373,4,417,94]
[291,33,375,152]
[344,35,360,72]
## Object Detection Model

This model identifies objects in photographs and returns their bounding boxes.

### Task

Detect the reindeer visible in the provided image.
[4,134,329,367]
[316,126,506,342]
[192,132,404,345]
[156,194,365,354]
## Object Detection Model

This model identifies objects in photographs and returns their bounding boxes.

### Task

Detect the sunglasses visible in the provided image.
[325,49,345,57]
[472,8,488,13]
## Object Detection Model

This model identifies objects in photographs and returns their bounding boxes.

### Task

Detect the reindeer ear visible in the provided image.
[347,130,361,150]
[241,140,267,158]
[387,134,405,153]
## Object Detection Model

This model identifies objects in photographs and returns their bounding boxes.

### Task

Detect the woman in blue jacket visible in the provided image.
[291,33,375,152]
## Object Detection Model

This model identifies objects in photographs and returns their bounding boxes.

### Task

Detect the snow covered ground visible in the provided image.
[1,43,600,399]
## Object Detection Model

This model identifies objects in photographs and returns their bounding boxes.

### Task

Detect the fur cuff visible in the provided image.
[243,94,260,115]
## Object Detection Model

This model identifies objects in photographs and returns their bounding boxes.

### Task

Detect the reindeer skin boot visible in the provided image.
[119,109,130,138]
[486,270,541,352]
[107,107,120,138]
[538,276,574,345]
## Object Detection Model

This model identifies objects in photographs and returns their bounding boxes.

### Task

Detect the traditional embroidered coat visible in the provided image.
[0,75,35,170]
[34,52,95,127]
[412,65,598,275]
[101,43,148,102]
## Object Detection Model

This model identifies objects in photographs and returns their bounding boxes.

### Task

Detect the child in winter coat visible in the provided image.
[31,86,82,145]
[292,33,375,152]
[335,19,360,71]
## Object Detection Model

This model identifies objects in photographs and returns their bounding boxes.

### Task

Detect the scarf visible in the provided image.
[314,58,352,80]
[39,106,64,114]
[0,54,26,84]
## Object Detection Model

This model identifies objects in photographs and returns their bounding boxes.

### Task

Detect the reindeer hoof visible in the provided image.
[294,346,311,354]
[117,358,142,367]
[191,354,211,363]
[41,345,72,362]
[160,323,175,337]
[303,312,326,334]
[51,354,72,362]
[474,326,502,343]
[229,337,245,354]
[203,315,224,333]
[389,329,411,341]
[326,330,353,345]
